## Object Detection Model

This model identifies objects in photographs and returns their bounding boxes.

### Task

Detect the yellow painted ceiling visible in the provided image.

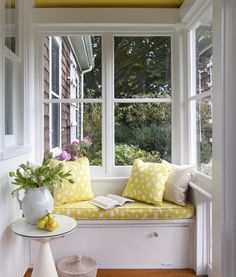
[5,0,15,8]
[34,0,184,8]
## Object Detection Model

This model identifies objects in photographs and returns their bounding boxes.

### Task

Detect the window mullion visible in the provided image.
[43,98,103,104]
[103,33,114,175]
[114,98,172,103]
[189,30,197,165]
[59,37,62,149]
[189,90,212,101]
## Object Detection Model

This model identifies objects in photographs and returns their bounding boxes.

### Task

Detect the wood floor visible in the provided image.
[24,268,206,277]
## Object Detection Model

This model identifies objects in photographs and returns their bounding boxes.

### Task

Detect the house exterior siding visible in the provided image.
[61,38,71,149]
[43,36,82,155]
[44,36,50,156]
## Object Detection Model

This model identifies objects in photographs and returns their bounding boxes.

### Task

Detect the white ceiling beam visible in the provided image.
[32,8,180,25]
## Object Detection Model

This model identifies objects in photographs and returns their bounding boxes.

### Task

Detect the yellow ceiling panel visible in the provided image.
[5,0,15,8]
[35,0,184,8]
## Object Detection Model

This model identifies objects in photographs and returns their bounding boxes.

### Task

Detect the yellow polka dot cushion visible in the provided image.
[122,159,170,205]
[50,157,94,205]
[53,200,194,220]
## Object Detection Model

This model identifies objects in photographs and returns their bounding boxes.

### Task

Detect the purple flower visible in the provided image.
[71,140,80,146]
[59,151,71,161]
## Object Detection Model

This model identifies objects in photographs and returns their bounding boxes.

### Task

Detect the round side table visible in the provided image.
[11,214,77,277]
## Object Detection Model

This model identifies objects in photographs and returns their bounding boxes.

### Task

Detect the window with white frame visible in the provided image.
[3,0,24,152]
[189,14,213,177]
[42,34,172,175]
[43,35,102,163]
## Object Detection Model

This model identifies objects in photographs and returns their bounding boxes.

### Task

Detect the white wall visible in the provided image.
[0,154,33,277]
[213,0,236,277]
[0,0,35,276]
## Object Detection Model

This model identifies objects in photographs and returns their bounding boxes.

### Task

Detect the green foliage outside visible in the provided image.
[114,38,172,165]
[115,144,161,166]
[82,34,212,168]
[114,36,172,98]
[196,24,213,174]
[200,137,212,164]
[115,123,171,163]
[83,102,102,166]
[84,36,172,166]
[42,32,213,169]
[197,100,212,176]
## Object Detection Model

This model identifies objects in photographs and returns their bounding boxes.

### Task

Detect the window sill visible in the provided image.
[190,171,212,197]
[0,145,32,160]
[189,181,212,200]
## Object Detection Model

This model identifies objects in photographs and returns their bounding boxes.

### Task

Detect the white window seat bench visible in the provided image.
[30,178,209,276]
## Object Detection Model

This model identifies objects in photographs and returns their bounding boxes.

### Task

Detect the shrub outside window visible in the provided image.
[114,36,172,166]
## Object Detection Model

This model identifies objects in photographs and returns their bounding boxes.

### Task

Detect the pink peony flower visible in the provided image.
[71,140,80,146]
[59,151,71,161]
[58,137,92,162]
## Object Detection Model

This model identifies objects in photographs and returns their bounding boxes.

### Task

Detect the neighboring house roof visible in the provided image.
[68,35,94,71]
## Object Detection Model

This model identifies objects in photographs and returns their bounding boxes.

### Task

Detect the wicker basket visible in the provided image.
[57,255,97,277]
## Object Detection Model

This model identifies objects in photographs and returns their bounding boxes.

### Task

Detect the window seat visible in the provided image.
[53,200,194,220]
[31,180,208,274]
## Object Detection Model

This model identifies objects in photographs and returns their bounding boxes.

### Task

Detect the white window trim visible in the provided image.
[0,0,32,160]
[4,8,21,149]
[187,5,213,185]
[48,36,62,150]
[4,51,20,147]
[35,27,179,178]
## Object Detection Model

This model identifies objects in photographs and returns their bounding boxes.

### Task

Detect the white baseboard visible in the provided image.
[97,263,190,269]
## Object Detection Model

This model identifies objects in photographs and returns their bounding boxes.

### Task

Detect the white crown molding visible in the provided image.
[180,0,212,28]
[33,7,180,25]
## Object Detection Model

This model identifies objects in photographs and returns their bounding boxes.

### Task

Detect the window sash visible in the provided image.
[189,17,213,180]
[41,32,174,177]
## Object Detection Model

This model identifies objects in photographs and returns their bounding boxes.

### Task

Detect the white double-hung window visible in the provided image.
[189,10,213,179]
[1,0,29,159]
[4,0,20,148]
[188,7,213,271]
[41,33,173,177]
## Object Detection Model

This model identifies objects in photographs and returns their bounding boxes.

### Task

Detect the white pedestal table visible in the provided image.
[11,214,77,277]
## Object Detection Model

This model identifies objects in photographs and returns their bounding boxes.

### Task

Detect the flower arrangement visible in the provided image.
[59,136,92,161]
[9,153,73,195]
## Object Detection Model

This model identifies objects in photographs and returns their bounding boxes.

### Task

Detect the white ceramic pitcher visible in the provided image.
[17,187,54,224]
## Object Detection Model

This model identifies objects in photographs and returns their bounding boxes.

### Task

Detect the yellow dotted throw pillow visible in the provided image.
[122,159,170,205]
[50,157,94,205]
